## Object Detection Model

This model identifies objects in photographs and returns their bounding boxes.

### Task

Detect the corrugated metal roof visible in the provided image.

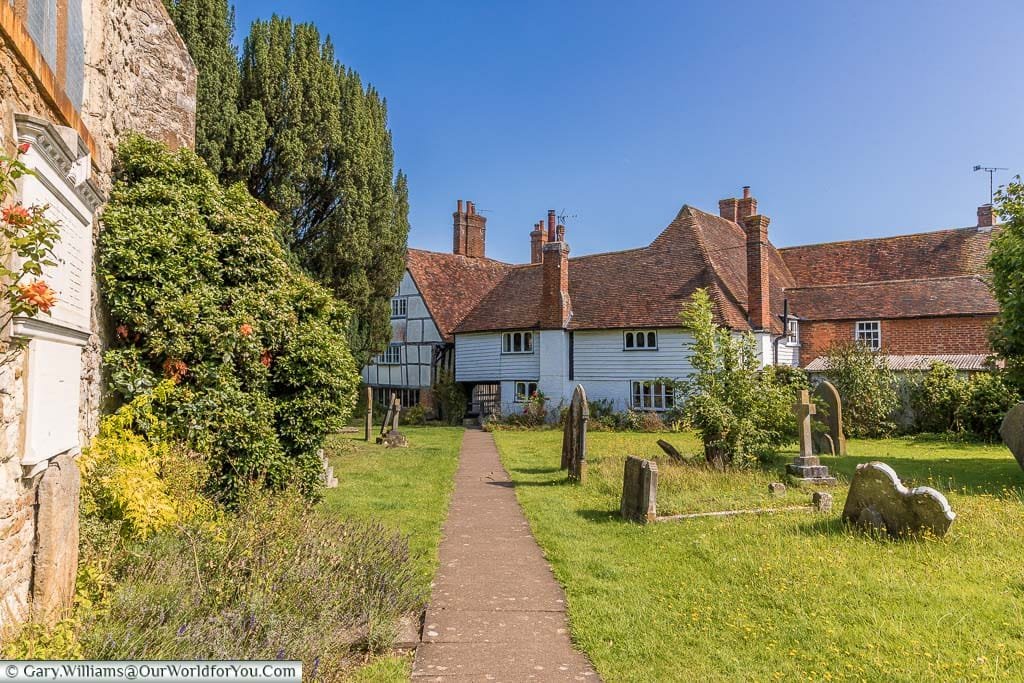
[805,354,999,373]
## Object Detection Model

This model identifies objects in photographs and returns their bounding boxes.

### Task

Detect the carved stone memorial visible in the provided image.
[841,462,955,537]
[561,384,589,482]
[621,456,658,523]
[786,389,837,485]
[812,380,847,456]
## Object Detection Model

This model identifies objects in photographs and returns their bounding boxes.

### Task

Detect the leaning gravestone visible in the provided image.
[999,402,1024,471]
[786,389,837,485]
[841,462,955,537]
[320,449,338,488]
[621,456,658,523]
[364,386,373,442]
[561,384,589,482]
[812,380,847,456]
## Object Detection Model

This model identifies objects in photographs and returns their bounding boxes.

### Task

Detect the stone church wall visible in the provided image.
[0,0,195,628]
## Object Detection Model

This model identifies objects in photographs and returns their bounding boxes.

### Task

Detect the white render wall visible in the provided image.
[454,332,540,383]
[361,271,442,389]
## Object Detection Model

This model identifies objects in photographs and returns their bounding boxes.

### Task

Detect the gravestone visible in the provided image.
[812,381,847,456]
[812,491,833,513]
[768,482,786,496]
[657,439,684,463]
[383,430,409,448]
[377,394,403,445]
[364,386,373,442]
[999,402,1024,471]
[378,392,397,441]
[786,390,837,485]
[841,462,955,537]
[390,396,402,433]
[320,449,338,488]
[561,384,589,482]
[621,456,658,523]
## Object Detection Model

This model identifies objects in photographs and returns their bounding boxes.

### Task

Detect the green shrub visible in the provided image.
[98,135,359,499]
[962,371,1019,440]
[404,404,427,426]
[820,341,899,438]
[672,290,794,467]
[77,490,423,678]
[910,362,970,433]
[432,370,466,425]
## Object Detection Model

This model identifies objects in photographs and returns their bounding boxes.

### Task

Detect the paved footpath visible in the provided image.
[412,428,599,682]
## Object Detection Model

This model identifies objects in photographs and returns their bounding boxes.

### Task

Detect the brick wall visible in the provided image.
[799,315,995,366]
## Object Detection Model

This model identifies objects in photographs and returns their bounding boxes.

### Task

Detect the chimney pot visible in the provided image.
[742,186,751,199]
[457,199,463,214]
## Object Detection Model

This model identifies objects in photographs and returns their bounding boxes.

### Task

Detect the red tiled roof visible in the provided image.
[405,249,512,341]
[786,275,998,320]
[779,227,994,287]
[453,206,795,334]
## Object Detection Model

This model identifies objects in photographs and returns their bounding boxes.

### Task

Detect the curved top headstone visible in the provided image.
[841,461,955,537]
[561,384,589,482]
[813,380,846,456]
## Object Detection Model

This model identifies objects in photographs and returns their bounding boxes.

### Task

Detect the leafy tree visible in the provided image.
[672,289,793,467]
[910,362,970,433]
[162,0,263,180]
[820,341,898,437]
[238,16,409,362]
[990,176,1024,386]
[99,135,360,500]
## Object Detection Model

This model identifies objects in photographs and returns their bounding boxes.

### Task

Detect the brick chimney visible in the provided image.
[540,215,571,328]
[530,220,548,264]
[453,199,487,258]
[742,213,771,331]
[737,186,758,223]
[978,204,995,228]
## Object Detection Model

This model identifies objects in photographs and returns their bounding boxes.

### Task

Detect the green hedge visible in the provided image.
[99,135,359,499]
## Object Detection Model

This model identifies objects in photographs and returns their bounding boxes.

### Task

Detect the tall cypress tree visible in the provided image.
[238,17,409,363]
[163,0,263,180]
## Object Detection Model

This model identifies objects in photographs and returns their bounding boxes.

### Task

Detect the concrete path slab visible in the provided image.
[412,429,598,681]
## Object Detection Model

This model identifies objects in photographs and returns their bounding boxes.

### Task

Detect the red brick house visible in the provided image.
[363,189,999,415]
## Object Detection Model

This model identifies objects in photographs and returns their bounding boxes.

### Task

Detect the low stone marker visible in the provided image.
[812,491,832,513]
[786,390,837,485]
[999,402,1024,471]
[377,395,406,446]
[561,384,589,482]
[320,449,338,488]
[364,386,373,442]
[841,462,955,537]
[657,439,684,463]
[768,482,786,496]
[621,456,658,523]
[812,380,847,456]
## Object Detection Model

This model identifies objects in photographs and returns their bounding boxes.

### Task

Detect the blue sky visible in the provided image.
[233,1,1023,263]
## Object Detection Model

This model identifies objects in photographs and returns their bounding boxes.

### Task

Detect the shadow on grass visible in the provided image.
[575,508,625,524]
[510,466,563,475]
[487,479,573,488]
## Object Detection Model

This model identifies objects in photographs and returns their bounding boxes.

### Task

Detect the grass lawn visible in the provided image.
[320,425,463,681]
[493,428,1024,682]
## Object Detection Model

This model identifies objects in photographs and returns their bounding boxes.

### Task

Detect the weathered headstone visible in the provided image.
[378,392,397,440]
[382,430,409,448]
[657,439,684,463]
[768,482,786,496]
[786,390,837,485]
[561,384,589,482]
[999,402,1024,471]
[32,452,80,622]
[364,385,373,442]
[812,380,847,456]
[390,396,402,433]
[812,491,833,513]
[841,462,955,537]
[621,456,658,523]
[320,449,338,488]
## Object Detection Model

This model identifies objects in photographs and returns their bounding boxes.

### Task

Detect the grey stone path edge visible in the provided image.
[412,428,599,682]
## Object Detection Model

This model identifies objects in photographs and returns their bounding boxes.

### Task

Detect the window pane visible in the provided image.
[513,333,522,352]
[503,334,511,352]
[524,333,533,352]
[648,332,657,348]
[625,332,633,348]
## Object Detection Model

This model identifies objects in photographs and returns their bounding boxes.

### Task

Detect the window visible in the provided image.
[377,344,401,365]
[786,318,799,346]
[372,387,420,408]
[630,381,675,411]
[502,331,534,354]
[391,297,407,318]
[855,321,881,351]
[624,330,658,350]
[514,381,539,403]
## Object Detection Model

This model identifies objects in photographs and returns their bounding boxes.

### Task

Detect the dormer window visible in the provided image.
[391,297,407,318]
[624,330,657,350]
[502,331,534,354]
[786,318,799,346]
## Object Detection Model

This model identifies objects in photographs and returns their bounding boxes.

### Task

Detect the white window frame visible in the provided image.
[623,330,658,351]
[378,343,401,365]
[513,381,539,403]
[855,320,881,351]
[391,297,407,319]
[785,318,800,347]
[502,331,534,354]
[629,380,675,412]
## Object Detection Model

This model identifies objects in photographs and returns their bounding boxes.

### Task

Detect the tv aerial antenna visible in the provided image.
[973,165,1008,205]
